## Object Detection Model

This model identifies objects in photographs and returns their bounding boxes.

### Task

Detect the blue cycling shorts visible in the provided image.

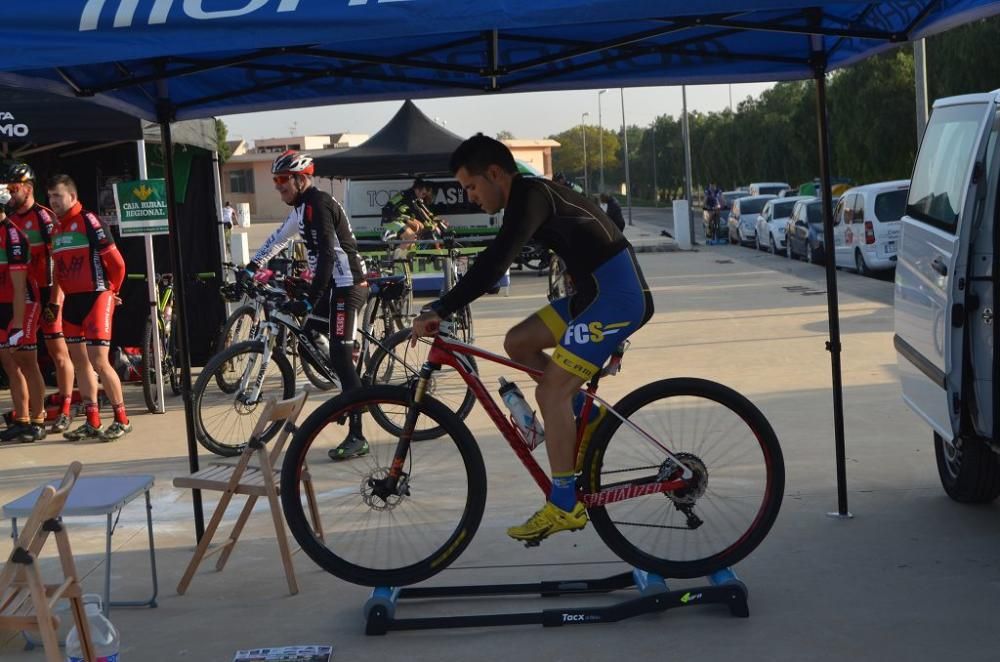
[535,248,651,381]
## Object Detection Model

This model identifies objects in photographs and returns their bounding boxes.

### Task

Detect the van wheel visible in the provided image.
[855,250,871,276]
[769,237,778,254]
[805,243,813,264]
[934,433,1000,503]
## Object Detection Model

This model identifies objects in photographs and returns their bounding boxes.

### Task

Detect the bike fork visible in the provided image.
[387,362,436,482]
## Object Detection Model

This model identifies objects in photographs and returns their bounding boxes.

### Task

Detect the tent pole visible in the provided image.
[211,150,233,317]
[813,58,851,519]
[158,103,205,540]
[136,141,167,413]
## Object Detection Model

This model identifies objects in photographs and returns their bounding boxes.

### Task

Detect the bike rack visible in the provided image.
[362,566,747,635]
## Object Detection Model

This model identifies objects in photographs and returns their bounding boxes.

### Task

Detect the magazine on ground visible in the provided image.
[232,645,333,661]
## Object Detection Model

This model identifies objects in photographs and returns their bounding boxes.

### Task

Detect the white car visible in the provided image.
[832,180,909,274]
[754,196,810,253]
[748,181,791,197]
[727,195,775,245]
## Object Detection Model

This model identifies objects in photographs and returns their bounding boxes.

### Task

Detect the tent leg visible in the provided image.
[158,106,205,540]
[813,67,851,519]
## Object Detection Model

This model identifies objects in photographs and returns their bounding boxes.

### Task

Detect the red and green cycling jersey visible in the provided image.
[0,220,33,304]
[51,201,125,295]
[8,203,56,289]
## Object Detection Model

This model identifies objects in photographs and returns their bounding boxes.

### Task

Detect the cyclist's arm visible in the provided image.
[100,246,126,294]
[250,210,297,269]
[83,211,126,293]
[432,186,548,317]
[6,225,29,327]
[302,196,337,305]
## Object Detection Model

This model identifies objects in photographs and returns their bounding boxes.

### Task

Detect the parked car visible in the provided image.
[755,196,810,253]
[831,179,909,275]
[784,197,827,263]
[720,190,745,225]
[748,181,791,197]
[727,195,775,245]
[894,91,1000,504]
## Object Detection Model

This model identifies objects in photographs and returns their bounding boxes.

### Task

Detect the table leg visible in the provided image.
[108,490,159,610]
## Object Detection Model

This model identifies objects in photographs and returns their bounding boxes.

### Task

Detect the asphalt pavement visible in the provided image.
[2,217,998,662]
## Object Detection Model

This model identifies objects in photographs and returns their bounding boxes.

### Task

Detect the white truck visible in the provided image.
[895,91,1000,503]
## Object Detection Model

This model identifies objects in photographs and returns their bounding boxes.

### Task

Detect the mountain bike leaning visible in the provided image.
[192,278,475,457]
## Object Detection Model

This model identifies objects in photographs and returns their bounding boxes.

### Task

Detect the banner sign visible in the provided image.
[112,179,169,235]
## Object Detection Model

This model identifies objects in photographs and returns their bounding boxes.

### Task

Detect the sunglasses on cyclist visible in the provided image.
[273,174,294,185]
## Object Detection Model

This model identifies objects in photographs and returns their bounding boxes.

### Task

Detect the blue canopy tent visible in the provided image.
[3,1,998,534]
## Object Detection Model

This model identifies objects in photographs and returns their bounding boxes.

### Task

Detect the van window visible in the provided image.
[772,200,796,218]
[874,189,908,222]
[757,185,786,196]
[908,102,989,231]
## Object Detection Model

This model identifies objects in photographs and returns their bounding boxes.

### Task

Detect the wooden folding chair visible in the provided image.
[174,391,323,595]
[0,462,97,662]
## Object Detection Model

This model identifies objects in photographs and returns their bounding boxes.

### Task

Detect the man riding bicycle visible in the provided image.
[239,150,369,460]
[380,177,447,254]
[412,134,654,544]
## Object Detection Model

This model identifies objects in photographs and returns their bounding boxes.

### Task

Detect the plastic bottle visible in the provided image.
[65,602,120,661]
[498,377,545,449]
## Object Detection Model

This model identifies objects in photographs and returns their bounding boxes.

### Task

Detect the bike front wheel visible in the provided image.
[581,378,784,578]
[192,340,296,456]
[280,385,487,587]
[141,318,165,413]
[365,328,476,440]
[215,304,258,392]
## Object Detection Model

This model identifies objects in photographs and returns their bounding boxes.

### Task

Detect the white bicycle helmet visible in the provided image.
[271,149,314,176]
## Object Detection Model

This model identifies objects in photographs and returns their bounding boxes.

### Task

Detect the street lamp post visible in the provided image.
[621,88,632,225]
[581,111,590,195]
[598,89,607,193]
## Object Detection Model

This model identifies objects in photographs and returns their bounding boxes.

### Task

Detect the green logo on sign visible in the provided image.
[113,179,169,236]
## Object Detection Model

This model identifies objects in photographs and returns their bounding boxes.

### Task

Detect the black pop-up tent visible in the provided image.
[5,1,998,535]
[0,86,224,362]
[314,100,465,179]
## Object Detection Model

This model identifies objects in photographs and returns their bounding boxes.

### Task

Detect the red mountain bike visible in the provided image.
[281,332,784,587]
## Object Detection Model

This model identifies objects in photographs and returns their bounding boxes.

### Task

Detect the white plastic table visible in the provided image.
[3,474,159,616]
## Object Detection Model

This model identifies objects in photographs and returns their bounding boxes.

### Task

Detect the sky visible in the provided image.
[220,82,772,146]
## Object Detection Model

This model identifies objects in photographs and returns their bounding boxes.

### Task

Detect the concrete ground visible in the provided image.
[2,217,999,661]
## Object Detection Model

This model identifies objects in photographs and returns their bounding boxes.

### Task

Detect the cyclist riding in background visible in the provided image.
[238,150,370,461]
[2,162,75,434]
[380,177,448,255]
[411,134,654,544]
[47,174,131,442]
[702,182,723,240]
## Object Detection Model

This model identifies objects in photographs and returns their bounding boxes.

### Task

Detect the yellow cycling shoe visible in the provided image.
[575,404,608,473]
[507,501,588,545]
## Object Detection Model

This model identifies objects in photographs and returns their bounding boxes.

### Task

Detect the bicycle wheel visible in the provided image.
[167,321,181,395]
[455,305,474,343]
[280,384,487,587]
[192,340,296,457]
[581,378,784,578]
[365,328,476,440]
[214,304,258,392]
[141,318,165,414]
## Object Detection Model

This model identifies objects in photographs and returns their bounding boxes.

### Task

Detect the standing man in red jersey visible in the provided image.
[2,163,75,433]
[0,183,47,443]
[47,175,131,442]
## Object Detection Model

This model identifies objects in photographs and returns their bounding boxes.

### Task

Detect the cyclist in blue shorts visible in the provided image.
[411,134,654,544]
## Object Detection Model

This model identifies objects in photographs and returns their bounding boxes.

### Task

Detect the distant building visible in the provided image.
[502,139,560,178]
[221,133,368,220]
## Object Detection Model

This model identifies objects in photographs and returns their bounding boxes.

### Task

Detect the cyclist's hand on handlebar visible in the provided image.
[410,309,442,346]
[280,298,312,316]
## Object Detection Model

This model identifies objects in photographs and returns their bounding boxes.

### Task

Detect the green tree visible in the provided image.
[550,126,619,192]
[215,119,233,161]
[496,130,515,140]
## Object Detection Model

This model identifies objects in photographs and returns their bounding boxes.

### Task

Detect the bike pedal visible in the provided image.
[524,540,541,548]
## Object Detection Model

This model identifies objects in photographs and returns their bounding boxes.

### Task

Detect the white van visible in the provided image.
[748,182,791,197]
[894,91,1000,503]
[831,180,909,275]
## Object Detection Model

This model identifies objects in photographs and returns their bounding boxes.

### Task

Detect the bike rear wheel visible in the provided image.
[280,385,487,587]
[192,340,296,456]
[215,304,258,392]
[365,328,476,440]
[581,378,784,578]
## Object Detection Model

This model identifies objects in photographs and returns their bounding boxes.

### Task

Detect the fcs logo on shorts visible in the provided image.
[563,321,630,346]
